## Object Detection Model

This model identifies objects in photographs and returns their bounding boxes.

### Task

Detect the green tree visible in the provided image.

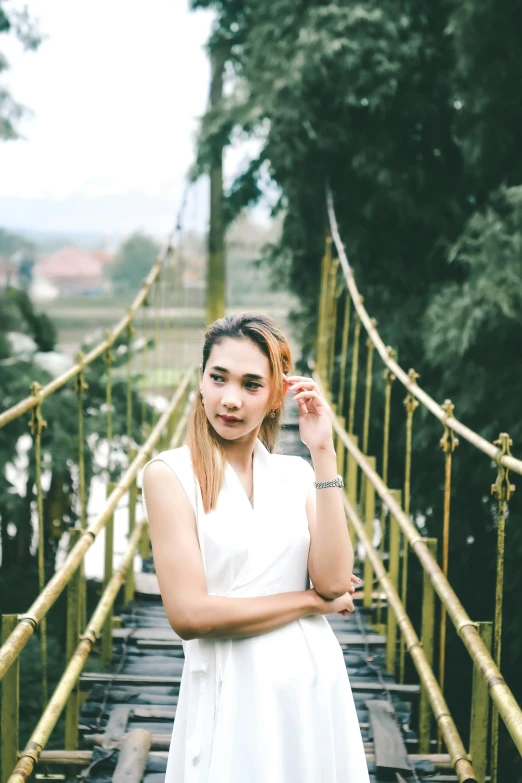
[111,232,161,291]
[0,2,42,140]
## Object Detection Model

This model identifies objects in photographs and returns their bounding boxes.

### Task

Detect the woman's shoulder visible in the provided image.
[142,444,193,484]
[153,444,192,468]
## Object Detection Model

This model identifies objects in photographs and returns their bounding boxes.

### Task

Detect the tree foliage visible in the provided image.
[111,232,161,291]
[192,0,522,773]
[0,1,42,140]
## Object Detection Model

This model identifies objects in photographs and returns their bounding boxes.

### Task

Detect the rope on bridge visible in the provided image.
[0,185,202,783]
[321,187,522,783]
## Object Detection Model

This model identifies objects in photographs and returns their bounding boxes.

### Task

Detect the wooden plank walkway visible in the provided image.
[77,414,458,782]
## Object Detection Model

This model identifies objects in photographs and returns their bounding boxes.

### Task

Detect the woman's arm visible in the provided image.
[306,446,354,599]
[285,374,354,599]
[143,461,346,641]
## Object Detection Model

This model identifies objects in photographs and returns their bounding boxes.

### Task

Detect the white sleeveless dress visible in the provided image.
[142,439,370,783]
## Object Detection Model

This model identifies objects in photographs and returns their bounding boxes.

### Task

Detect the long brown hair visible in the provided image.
[186,312,291,512]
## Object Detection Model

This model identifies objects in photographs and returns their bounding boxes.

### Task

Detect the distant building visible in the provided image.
[34,246,115,296]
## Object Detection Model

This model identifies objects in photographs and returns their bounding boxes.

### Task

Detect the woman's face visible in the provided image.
[201,337,274,441]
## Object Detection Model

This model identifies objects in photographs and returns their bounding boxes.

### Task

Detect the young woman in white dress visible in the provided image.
[142,312,370,783]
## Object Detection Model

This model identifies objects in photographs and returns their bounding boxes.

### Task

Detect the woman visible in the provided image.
[142,312,370,782]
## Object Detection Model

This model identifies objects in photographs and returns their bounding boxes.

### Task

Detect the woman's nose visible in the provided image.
[222,391,242,409]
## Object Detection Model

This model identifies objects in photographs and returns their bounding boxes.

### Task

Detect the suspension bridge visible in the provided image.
[0,196,521,783]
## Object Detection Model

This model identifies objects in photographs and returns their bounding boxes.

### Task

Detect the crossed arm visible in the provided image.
[143,461,355,642]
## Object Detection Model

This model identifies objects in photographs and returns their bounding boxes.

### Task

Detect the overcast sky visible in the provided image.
[0,1,253,237]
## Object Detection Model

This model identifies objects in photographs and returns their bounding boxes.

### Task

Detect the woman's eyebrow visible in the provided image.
[209,366,267,382]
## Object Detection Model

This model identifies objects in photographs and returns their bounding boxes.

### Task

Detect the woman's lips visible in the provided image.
[219,415,241,424]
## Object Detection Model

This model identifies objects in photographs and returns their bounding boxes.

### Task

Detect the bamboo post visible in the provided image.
[346,434,359,543]
[29,383,48,709]
[377,353,396,627]
[419,537,438,754]
[126,322,135,445]
[141,295,150,436]
[153,277,162,422]
[1,615,19,783]
[347,309,362,435]
[438,399,458,752]
[326,261,340,389]
[336,417,346,479]
[490,432,515,783]
[363,457,376,608]
[337,292,351,419]
[139,523,150,561]
[65,529,81,750]
[362,327,376,456]
[124,448,138,606]
[74,354,89,633]
[386,490,402,674]
[400,368,419,682]
[316,238,332,378]
[469,621,493,783]
[101,482,115,668]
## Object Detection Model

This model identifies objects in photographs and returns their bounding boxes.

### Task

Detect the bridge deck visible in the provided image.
[76,416,458,782]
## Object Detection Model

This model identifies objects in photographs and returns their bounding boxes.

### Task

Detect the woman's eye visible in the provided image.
[246,382,261,390]
[210,373,224,383]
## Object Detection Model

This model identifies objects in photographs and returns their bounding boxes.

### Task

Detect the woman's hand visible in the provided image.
[312,589,355,617]
[285,375,334,453]
[311,573,361,617]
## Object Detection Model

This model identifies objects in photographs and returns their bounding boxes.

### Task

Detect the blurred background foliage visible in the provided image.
[191,0,522,775]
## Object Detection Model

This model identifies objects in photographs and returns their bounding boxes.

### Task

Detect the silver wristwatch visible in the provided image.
[313,474,344,489]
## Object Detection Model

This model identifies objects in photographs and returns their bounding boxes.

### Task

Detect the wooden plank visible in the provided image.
[112,728,152,783]
[81,672,419,695]
[85,731,170,751]
[367,700,411,778]
[101,705,131,749]
[132,708,176,721]
[112,628,180,641]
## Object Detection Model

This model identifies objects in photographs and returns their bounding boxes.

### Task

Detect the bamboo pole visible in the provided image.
[326,188,522,477]
[101,481,116,667]
[363,456,376,608]
[342,495,477,783]
[347,311,361,435]
[326,406,522,759]
[6,522,146,783]
[490,432,515,783]
[0,260,164,430]
[28,384,48,708]
[419,538,438,754]
[386,489,402,675]
[469,622,492,783]
[400,369,419,682]
[337,292,351,418]
[1,615,19,783]
[206,46,227,325]
[438,399,458,752]
[64,529,81,751]
[0,368,197,682]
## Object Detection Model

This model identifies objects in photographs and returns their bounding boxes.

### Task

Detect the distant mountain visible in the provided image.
[0,188,207,243]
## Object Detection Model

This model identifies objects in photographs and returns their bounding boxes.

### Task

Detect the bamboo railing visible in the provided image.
[320,190,522,783]
[0,242,200,783]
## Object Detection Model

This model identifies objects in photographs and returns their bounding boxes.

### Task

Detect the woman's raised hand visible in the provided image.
[285,375,334,453]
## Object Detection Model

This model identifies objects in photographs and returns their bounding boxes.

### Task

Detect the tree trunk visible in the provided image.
[206,45,227,325]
